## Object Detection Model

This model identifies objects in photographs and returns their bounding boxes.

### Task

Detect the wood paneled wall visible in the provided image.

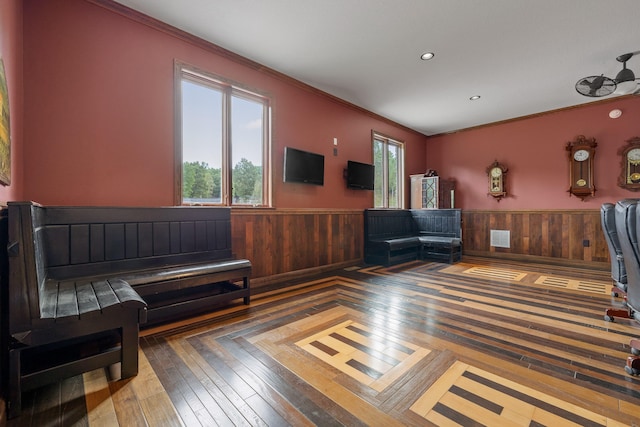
[231,209,610,285]
[231,209,364,283]
[462,210,609,269]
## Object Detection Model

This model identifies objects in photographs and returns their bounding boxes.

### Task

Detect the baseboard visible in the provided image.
[251,259,362,289]
[462,250,609,271]
[251,253,608,290]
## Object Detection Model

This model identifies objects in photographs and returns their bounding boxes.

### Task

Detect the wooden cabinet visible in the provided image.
[410,174,455,209]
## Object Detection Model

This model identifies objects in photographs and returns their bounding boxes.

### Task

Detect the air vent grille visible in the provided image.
[490,230,510,248]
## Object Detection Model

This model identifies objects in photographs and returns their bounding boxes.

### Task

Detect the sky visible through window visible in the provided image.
[182,80,263,169]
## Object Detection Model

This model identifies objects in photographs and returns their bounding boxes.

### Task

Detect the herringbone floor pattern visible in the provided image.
[9,258,640,426]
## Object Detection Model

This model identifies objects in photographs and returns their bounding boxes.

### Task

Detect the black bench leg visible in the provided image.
[120,313,140,379]
[8,347,22,419]
[243,277,250,305]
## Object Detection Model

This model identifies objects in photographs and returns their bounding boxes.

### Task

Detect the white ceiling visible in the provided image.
[113,0,640,136]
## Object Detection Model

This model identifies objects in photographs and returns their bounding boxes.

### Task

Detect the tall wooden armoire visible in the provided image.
[410,174,456,209]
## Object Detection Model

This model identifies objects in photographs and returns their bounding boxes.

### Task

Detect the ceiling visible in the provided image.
[113,0,640,136]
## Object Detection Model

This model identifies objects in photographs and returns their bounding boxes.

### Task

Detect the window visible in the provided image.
[373,132,404,208]
[176,63,271,206]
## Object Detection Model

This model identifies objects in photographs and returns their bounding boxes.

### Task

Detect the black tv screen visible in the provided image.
[283,147,324,186]
[347,160,375,190]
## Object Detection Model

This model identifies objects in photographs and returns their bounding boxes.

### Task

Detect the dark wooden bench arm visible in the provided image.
[39,279,145,321]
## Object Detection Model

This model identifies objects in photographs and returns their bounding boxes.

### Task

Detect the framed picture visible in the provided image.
[0,58,10,186]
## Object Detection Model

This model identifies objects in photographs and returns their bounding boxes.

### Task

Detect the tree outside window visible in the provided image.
[373,133,404,208]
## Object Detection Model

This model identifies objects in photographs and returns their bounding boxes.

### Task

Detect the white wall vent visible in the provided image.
[490,230,511,248]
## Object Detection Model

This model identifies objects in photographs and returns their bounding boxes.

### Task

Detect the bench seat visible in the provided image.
[369,236,421,250]
[419,235,461,245]
[121,259,252,323]
[418,236,462,263]
[121,259,251,290]
[366,236,422,265]
[39,278,146,324]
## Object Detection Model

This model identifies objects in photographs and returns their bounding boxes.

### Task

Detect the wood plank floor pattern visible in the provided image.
[8,258,640,426]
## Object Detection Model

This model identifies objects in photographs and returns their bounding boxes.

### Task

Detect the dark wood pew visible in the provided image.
[364,209,421,265]
[5,201,251,418]
[412,209,462,263]
[364,208,462,266]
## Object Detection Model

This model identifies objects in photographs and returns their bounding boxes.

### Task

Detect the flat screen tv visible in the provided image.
[347,160,375,190]
[283,147,325,186]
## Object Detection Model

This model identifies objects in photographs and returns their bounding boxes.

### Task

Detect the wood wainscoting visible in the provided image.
[231,209,364,285]
[462,209,609,269]
[230,209,609,287]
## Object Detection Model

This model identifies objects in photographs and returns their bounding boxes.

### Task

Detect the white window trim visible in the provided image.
[174,60,272,207]
[373,131,405,209]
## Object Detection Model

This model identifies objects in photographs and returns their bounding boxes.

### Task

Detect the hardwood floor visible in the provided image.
[8,257,640,426]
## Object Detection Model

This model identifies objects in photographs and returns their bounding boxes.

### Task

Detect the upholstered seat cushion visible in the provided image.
[370,236,421,250]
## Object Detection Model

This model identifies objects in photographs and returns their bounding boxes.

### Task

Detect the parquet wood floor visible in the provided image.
[8,258,640,426]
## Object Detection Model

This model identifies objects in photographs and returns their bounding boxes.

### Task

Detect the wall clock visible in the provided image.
[566,135,597,201]
[486,160,507,201]
[618,136,640,191]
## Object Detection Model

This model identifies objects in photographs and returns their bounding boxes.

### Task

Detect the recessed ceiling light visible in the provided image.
[470,95,481,100]
[420,52,434,60]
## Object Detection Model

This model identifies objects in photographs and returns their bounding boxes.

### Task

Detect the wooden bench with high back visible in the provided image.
[364,209,421,265]
[6,201,252,418]
[411,208,462,264]
[364,208,462,265]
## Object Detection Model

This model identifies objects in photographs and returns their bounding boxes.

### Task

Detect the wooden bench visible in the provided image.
[364,208,462,266]
[412,209,462,264]
[5,201,251,418]
[364,209,421,265]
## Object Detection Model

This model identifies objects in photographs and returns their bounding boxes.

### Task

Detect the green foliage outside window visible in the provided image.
[183,158,262,205]
[373,139,399,208]
[183,161,221,202]
[232,158,262,205]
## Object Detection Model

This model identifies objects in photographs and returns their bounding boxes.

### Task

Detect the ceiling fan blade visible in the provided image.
[590,75,605,90]
[617,50,640,62]
[589,87,599,96]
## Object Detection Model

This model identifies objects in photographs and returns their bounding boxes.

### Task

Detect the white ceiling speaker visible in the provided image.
[609,109,622,119]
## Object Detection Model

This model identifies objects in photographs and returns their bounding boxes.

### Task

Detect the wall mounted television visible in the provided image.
[283,146,325,186]
[346,160,375,190]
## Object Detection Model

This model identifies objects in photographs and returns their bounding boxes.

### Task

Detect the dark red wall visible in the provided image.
[17,0,640,212]
[427,96,640,209]
[22,0,426,208]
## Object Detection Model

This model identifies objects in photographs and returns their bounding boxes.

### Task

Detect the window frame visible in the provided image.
[174,61,272,207]
[372,131,405,208]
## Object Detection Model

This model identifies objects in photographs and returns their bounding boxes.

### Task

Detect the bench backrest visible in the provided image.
[410,209,461,238]
[7,201,233,334]
[364,209,417,240]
